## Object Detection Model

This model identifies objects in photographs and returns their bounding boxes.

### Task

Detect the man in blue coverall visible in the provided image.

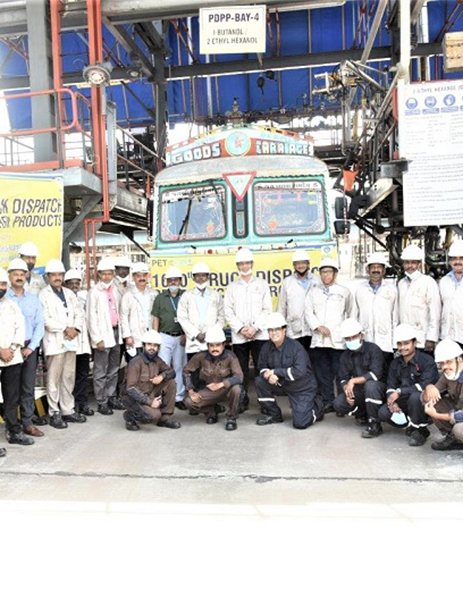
[254,312,324,429]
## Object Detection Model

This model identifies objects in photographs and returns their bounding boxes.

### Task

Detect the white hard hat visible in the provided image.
[434,339,463,363]
[19,241,38,257]
[8,258,28,272]
[401,245,424,261]
[45,259,65,274]
[448,240,463,257]
[340,318,363,338]
[266,312,287,329]
[319,257,339,271]
[191,261,211,275]
[142,330,162,345]
[0,267,8,283]
[236,248,253,263]
[64,268,82,282]
[165,266,183,279]
[114,257,131,268]
[205,325,226,344]
[97,257,115,272]
[131,261,150,274]
[292,249,310,263]
[367,252,388,266]
[393,323,417,344]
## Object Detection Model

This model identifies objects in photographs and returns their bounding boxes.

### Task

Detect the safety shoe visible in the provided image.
[32,415,48,426]
[0,447,6,457]
[323,402,335,414]
[6,431,35,445]
[98,404,113,416]
[157,419,181,429]
[175,401,187,410]
[125,420,140,431]
[361,420,383,438]
[63,412,87,424]
[79,405,95,416]
[206,414,218,424]
[225,418,237,431]
[355,416,368,426]
[431,434,463,451]
[108,398,125,410]
[408,428,430,447]
[256,415,284,426]
[49,413,68,429]
[23,425,44,437]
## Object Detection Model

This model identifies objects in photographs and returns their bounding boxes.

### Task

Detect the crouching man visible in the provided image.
[255,312,323,429]
[123,330,181,431]
[422,339,463,451]
[333,318,386,438]
[378,324,439,447]
[183,325,243,431]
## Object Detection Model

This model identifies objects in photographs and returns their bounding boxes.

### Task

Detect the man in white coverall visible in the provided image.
[224,248,272,411]
[398,244,441,354]
[120,262,158,361]
[354,251,398,366]
[439,239,463,350]
[305,257,353,413]
[277,249,319,354]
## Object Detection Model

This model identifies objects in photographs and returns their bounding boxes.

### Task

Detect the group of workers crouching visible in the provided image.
[1,238,463,460]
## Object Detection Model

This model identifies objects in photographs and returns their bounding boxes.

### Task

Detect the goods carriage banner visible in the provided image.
[0,174,64,272]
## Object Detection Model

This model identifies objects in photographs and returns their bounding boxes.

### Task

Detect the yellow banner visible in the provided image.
[150,245,337,306]
[0,174,64,272]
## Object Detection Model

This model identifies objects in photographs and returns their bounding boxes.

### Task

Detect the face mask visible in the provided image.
[196,282,208,290]
[240,269,252,277]
[117,275,129,283]
[443,360,462,381]
[169,285,179,294]
[101,281,113,289]
[346,339,362,351]
[406,270,421,281]
[143,350,157,362]
[390,411,408,426]
[0,289,6,299]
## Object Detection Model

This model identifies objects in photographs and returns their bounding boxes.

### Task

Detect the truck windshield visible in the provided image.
[160,184,227,242]
[253,179,326,236]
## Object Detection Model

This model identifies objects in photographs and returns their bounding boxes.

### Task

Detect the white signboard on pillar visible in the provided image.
[399,79,463,226]
[199,5,266,54]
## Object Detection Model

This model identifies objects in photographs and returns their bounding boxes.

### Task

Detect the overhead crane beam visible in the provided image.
[0,42,443,91]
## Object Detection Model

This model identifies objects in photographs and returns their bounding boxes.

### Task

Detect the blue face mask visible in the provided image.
[346,339,362,351]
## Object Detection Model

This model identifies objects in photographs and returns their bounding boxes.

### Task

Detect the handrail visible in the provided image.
[0,88,90,138]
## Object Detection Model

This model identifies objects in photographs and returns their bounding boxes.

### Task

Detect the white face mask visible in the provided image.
[240,269,252,277]
[444,360,463,381]
[100,281,113,289]
[169,285,179,294]
[117,275,129,283]
[346,339,362,351]
[196,282,208,290]
[406,270,421,281]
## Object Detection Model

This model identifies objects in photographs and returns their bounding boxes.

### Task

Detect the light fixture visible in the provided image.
[83,61,113,86]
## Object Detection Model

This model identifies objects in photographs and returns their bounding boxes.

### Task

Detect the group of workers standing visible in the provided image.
[1,238,463,459]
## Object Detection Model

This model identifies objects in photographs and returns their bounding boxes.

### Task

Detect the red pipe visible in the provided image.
[84,0,111,286]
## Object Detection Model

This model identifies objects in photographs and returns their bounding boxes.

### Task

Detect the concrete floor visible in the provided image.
[1,401,462,598]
